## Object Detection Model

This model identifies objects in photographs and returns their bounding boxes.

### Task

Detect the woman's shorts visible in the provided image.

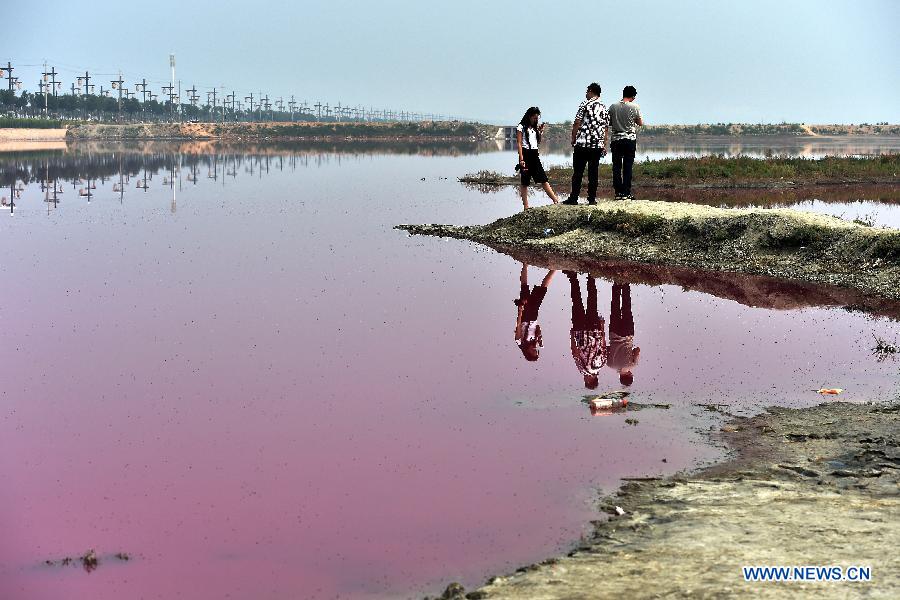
[520,149,548,185]
[519,284,547,321]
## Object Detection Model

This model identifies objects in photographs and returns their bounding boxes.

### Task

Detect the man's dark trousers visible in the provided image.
[610,282,634,336]
[569,273,601,330]
[568,146,603,203]
[611,139,637,196]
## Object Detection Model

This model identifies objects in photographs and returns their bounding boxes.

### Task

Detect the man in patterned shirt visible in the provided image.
[566,271,606,389]
[563,83,609,206]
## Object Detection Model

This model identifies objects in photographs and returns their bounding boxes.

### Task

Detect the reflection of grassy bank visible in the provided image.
[397,201,900,299]
[470,249,900,321]
[461,154,900,189]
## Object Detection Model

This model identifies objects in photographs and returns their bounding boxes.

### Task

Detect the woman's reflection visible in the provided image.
[514,261,556,361]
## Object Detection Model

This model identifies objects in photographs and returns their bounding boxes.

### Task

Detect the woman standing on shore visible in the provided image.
[516,107,560,210]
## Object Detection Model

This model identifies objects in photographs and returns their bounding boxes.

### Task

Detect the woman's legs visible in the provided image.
[541,269,556,288]
[523,149,558,206]
[542,181,560,204]
[521,181,559,207]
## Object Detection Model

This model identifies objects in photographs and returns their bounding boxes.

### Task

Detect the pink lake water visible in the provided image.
[1,143,898,599]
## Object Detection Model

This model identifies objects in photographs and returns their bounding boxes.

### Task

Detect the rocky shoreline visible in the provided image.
[428,400,899,599]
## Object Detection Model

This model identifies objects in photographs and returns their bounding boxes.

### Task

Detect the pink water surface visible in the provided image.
[1,147,898,599]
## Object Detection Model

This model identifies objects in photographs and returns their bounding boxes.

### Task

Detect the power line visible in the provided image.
[3,56,466,123]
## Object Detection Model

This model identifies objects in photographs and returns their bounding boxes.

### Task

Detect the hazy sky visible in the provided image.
[7,0,899,124]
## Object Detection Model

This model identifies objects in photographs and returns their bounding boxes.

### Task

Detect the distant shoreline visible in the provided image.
[0,121,899,143]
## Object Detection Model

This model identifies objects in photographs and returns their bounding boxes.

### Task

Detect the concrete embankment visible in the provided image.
[397,201,900,300]
[0,128,67,151]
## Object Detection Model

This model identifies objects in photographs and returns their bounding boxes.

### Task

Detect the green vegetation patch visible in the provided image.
[462,154,900,185]
[873,234,900,262]
[588,209,667,236]
[0,117,64,129]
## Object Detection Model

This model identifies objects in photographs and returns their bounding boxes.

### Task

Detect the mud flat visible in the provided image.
[397,201,900,300]
[430,401,900,599]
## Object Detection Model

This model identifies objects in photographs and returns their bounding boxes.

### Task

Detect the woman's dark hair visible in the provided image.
[519,340,541,361]
[623,85,637,98]
[519,106,542,144]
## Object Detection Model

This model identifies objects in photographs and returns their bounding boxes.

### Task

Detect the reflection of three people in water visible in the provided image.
[515,262,640,388]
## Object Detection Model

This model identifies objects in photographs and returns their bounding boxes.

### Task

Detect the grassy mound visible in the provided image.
[398,201,900,299]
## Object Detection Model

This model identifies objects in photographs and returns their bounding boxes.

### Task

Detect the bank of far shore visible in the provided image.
[461,154,900,191]
[428,400,900,600]
[0,121,482,143]
[0,121,899,144]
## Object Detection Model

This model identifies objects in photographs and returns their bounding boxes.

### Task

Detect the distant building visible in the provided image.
[496,126,518,140]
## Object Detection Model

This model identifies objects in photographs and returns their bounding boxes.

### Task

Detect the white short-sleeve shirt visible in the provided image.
[516,124,539,150]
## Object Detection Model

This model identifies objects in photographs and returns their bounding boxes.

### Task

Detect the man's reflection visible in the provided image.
[565,271,606,389]
[514,261,556,361]
[608,282,640,386]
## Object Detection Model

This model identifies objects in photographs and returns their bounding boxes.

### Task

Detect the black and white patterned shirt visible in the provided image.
[574,97,609,149]
[572,327,607,376]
